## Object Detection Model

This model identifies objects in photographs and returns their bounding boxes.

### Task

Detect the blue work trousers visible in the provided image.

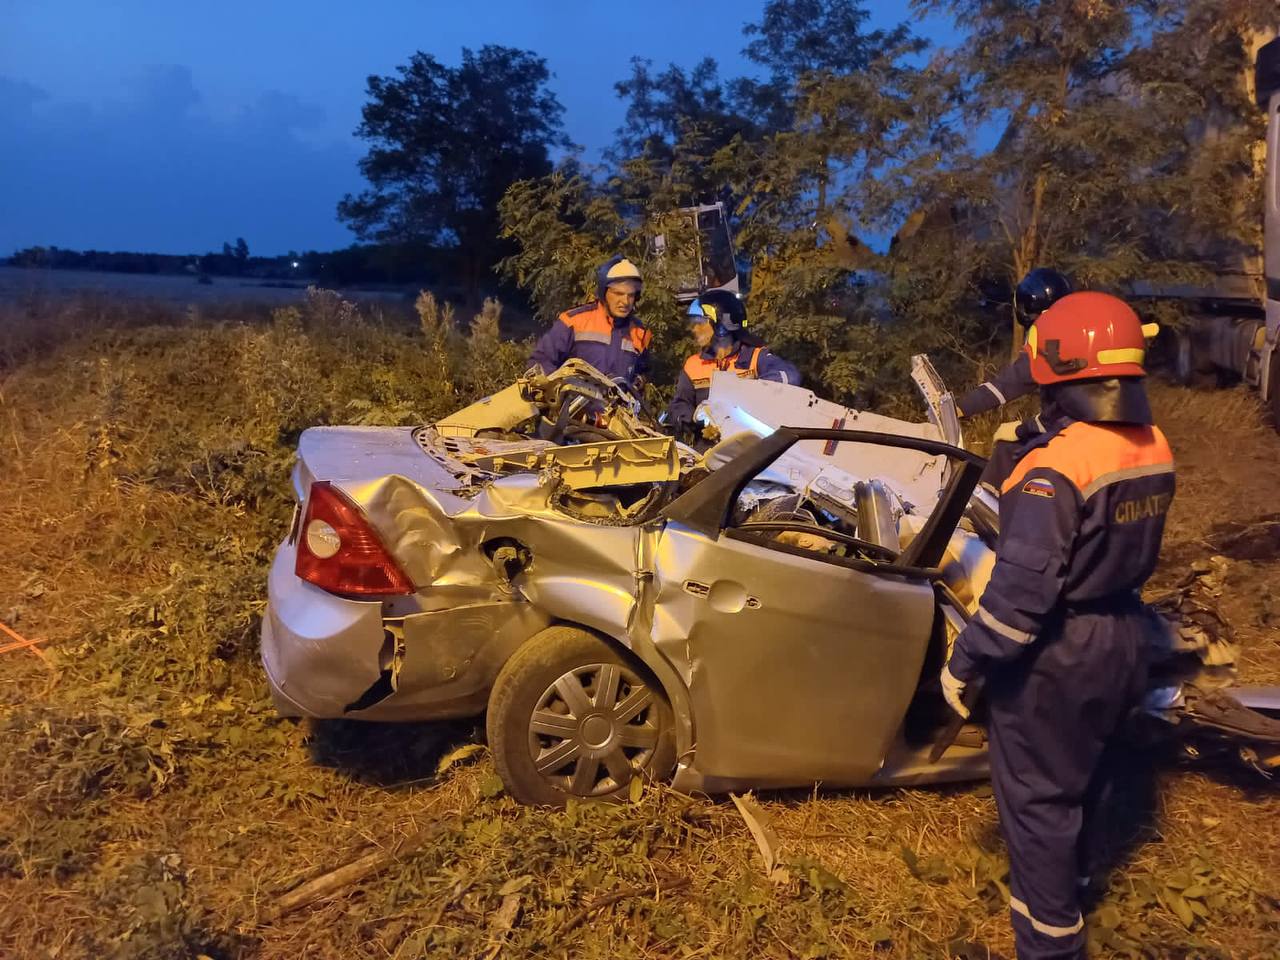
[986,601,1149,959]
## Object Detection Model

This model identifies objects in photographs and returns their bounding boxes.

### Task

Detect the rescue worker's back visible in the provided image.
[942,291,1172,960]
[949,420,1173,680]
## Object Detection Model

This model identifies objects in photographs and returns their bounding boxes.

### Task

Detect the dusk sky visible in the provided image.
[2,1,950,257]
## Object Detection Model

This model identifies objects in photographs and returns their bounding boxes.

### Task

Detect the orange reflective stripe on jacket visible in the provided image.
[683,346,762,389]
[559,302,650,354]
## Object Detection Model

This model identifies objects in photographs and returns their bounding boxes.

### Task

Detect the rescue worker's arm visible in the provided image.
[991,413,1046,445]
[632,340,651,384]
[946,468,1081,682]
[665,371,698,431]
[529,319,574,374]
[1014,414,1047,441]
[756,350,801,386]
[956,352,1036,418]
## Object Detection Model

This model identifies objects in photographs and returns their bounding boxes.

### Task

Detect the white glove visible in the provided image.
[941,663,969,719]
[993,420,1021,444]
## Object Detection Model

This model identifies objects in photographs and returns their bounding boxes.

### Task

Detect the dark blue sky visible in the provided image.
[2,1,949,256]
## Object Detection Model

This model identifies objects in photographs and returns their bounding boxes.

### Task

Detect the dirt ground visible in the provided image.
[1,301,1279,960]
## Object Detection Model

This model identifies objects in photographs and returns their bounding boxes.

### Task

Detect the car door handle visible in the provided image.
[682,579,761,611]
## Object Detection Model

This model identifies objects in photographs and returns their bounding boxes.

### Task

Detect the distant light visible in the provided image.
[291,261,300,268]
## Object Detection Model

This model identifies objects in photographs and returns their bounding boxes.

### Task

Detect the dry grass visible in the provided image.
[1,299,1278,959]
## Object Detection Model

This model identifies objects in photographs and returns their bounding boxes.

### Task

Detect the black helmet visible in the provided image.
[1014,268,1072,328]
[687,289,746,338]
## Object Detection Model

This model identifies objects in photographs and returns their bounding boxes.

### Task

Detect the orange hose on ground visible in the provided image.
[0,620,52,663]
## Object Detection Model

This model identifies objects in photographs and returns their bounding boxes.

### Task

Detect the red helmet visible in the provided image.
[1024,291,1146,385]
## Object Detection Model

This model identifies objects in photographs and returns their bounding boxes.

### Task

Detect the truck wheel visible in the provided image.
[486,625,676,806]
[1172,328,1223,389]
[1173,330,1195,386]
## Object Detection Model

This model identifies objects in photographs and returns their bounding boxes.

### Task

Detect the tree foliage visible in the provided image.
[902,0,1277,349]
[501,1,946,404]
[498,0,1274,405]
[339,46,569,294]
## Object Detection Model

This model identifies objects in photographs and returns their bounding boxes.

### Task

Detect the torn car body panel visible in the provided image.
[697,371,952,513]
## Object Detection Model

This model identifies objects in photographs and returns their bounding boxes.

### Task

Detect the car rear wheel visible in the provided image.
[486,625,676,806]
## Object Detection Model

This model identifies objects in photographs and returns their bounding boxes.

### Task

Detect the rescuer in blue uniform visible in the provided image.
[957,268,1074,495]
[529,256,651,388]
[941,291,1175,960]
[665,290,800,438]
[956,267,1073,419]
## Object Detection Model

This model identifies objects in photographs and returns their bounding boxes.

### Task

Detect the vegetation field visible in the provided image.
[1,292,1278,960]
[0,266,419,310]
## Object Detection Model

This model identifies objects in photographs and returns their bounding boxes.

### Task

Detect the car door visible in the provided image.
[652,426,984,784]
[651,521,936,783]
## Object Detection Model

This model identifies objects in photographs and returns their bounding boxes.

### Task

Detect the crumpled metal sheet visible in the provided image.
[349,600,551,720]
[1147,556,1239,691]
[470,436,679,490]
[698,373,953,513]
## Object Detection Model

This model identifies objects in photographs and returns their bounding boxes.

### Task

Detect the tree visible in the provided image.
[715,0,933,400]
[338,46,570,296]
[501,0,1276,410]
[610,57,758,204]
[906,0,1278,353]
[499,0,936,405]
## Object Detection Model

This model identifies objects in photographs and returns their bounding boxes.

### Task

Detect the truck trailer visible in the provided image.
[1170,36,1280,420]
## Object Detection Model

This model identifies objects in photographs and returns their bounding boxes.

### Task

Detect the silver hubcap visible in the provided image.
[527,662,661,797]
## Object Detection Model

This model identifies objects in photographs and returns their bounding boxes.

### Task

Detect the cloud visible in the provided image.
[0,67,361,255]
[126,64,202,118]
[237,90,328,133]
[0,76,48,117]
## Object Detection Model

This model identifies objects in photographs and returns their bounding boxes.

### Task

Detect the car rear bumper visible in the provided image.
[261,540,388,718]
[261,538,552,721]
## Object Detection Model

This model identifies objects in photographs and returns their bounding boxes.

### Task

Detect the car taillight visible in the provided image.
[295,481,415,596]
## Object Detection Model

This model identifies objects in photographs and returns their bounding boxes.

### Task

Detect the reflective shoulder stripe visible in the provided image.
[746,347,762,378]
[983,381,1007,405]
[691,377,712,389]
[573,330,611,345]
[620,338,638,353]
[560,303,610,334]
[976,605,1034,645]
[1080,462,1175,500]
[1009,897,1084,938]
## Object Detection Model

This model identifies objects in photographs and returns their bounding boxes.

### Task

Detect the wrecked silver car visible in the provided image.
[262,359,1280,804]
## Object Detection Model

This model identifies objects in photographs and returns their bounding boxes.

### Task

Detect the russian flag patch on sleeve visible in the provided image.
[1021,478,1056,499]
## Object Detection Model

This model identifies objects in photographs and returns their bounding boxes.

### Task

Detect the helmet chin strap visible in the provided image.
[1043,378,1152,425]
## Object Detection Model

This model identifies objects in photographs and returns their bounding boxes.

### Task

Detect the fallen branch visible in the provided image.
[261,818,458,923]
[558,876,689,935]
